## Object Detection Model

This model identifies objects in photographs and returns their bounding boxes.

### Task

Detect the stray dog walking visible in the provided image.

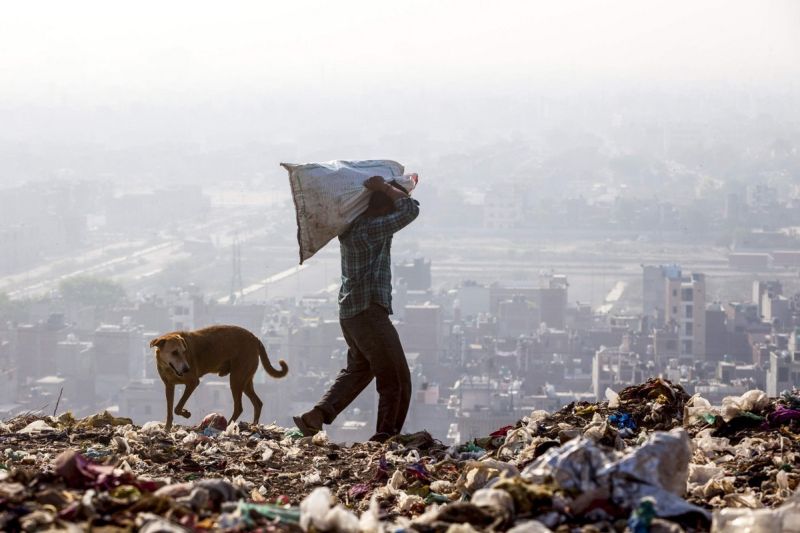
[150,325,288,430]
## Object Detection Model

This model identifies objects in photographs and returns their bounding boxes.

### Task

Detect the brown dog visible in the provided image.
[150,325,288,430]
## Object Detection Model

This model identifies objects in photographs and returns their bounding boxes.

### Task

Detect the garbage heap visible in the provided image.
[2,378,800,532]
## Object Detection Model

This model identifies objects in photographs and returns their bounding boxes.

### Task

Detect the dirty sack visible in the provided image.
[712,487,800,532]
[522,428,710,523]
[282,159,418,263]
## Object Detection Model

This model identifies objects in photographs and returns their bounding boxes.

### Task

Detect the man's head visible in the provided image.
[364,180,408,218]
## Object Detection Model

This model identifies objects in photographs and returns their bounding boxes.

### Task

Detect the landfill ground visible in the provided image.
[2,378,800,532]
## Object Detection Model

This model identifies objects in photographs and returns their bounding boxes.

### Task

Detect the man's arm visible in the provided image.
[363,177,420,240]
[364,176,409,202]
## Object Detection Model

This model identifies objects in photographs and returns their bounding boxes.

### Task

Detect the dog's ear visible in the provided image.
[176,335,188,352]
[149,337,166,350]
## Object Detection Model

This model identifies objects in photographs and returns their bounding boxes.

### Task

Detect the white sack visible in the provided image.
[282,160,417,263]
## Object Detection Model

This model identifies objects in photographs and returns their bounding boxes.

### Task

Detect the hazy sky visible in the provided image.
[2,0,799,104]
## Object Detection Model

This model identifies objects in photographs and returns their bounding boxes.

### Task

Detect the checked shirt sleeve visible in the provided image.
[366,197,420,241]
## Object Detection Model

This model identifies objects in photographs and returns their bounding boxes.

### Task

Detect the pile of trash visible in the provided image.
[1,378,800,532]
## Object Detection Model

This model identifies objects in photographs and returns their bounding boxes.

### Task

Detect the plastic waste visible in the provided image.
[299,486,360,532]
[140,421,164,434]
[506,521,554,533]
[605,387,621,408]
[2,380,798,532]
[685,394,719,425]
[471,487,515,517]
[223,501,300,527]
[766,405,800,426]
[523,429,708,521]
[358,496,382,533]
[628,497,656,533]
[284,427,304,440]
[721,390,769,422]
[712,491,800,532]
[608,411,637,431]
[198,413,228,432]
[75,411,133,429]
[17,420,56,435]
[781,389,800,410]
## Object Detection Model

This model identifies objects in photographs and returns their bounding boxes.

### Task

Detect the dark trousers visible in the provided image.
[315,303,411,436]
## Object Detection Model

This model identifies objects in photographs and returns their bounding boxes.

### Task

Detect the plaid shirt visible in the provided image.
[338,197,420,319]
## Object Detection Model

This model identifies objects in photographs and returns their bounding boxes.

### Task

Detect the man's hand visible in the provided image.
[364,176,386,191]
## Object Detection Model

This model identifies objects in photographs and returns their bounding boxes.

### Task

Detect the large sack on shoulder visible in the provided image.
[282,160,418,264]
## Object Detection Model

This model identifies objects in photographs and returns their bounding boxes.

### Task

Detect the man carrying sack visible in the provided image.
[294,175,420,442]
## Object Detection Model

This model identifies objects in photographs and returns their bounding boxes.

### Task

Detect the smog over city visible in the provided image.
[1,1,800,531]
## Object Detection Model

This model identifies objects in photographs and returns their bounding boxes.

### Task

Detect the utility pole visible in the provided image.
[230,234,243,304]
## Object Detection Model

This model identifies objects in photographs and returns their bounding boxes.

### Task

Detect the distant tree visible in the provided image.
[59,277,127,309]
[0,292,31,324]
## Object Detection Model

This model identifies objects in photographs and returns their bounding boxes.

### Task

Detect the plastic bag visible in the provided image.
[17,420,56,435]
[720,390,769,422]
[712,495,800,532]
[299,486,360,532]
[282,160,418,263]
[523,429,709,521]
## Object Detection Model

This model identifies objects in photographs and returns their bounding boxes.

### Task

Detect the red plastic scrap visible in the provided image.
[54,449,164,492]
[198,413,228,432]
[489,425,515,438]
[271,495,291,506]
[348,483,372,500]
[55,449,115,489]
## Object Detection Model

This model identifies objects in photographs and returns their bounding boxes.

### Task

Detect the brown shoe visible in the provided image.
[368,432,392,443]
[293,409,323,437]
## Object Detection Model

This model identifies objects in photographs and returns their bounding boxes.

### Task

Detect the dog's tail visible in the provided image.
[258,340,288,378]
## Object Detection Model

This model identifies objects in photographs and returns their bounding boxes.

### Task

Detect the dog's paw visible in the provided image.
[175,408,191,418]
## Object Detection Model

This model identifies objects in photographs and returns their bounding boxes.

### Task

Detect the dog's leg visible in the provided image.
[174,379,199,419]
[243,379,263,425]
[165,383,175,431]
[230,378,244,423]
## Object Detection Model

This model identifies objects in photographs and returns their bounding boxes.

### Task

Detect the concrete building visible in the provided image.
[55,336,96,409]
[483,182,524,229]
[764,295,791,330]
[497,296,539,338]
[704,305,727,362]
[592,346,646,400]
[31,376,66,411]
[641,264,681,325]
[665,271,706,361]
[539,275,568,330]
[753,280,783,314]
[120,379,166,424]
[653,326,679,368]
[489,275,567,329]
[451,375,521,441]
[725,302,763,333]
[771,251,800,269]
[394,258,432,291]
[456,282,491,318]
[767,328,800,396]
[400,304,443,368]
[93,324,141,401]
[167,288,208,331]
[14,314,68,387]
[288,319,344,373]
